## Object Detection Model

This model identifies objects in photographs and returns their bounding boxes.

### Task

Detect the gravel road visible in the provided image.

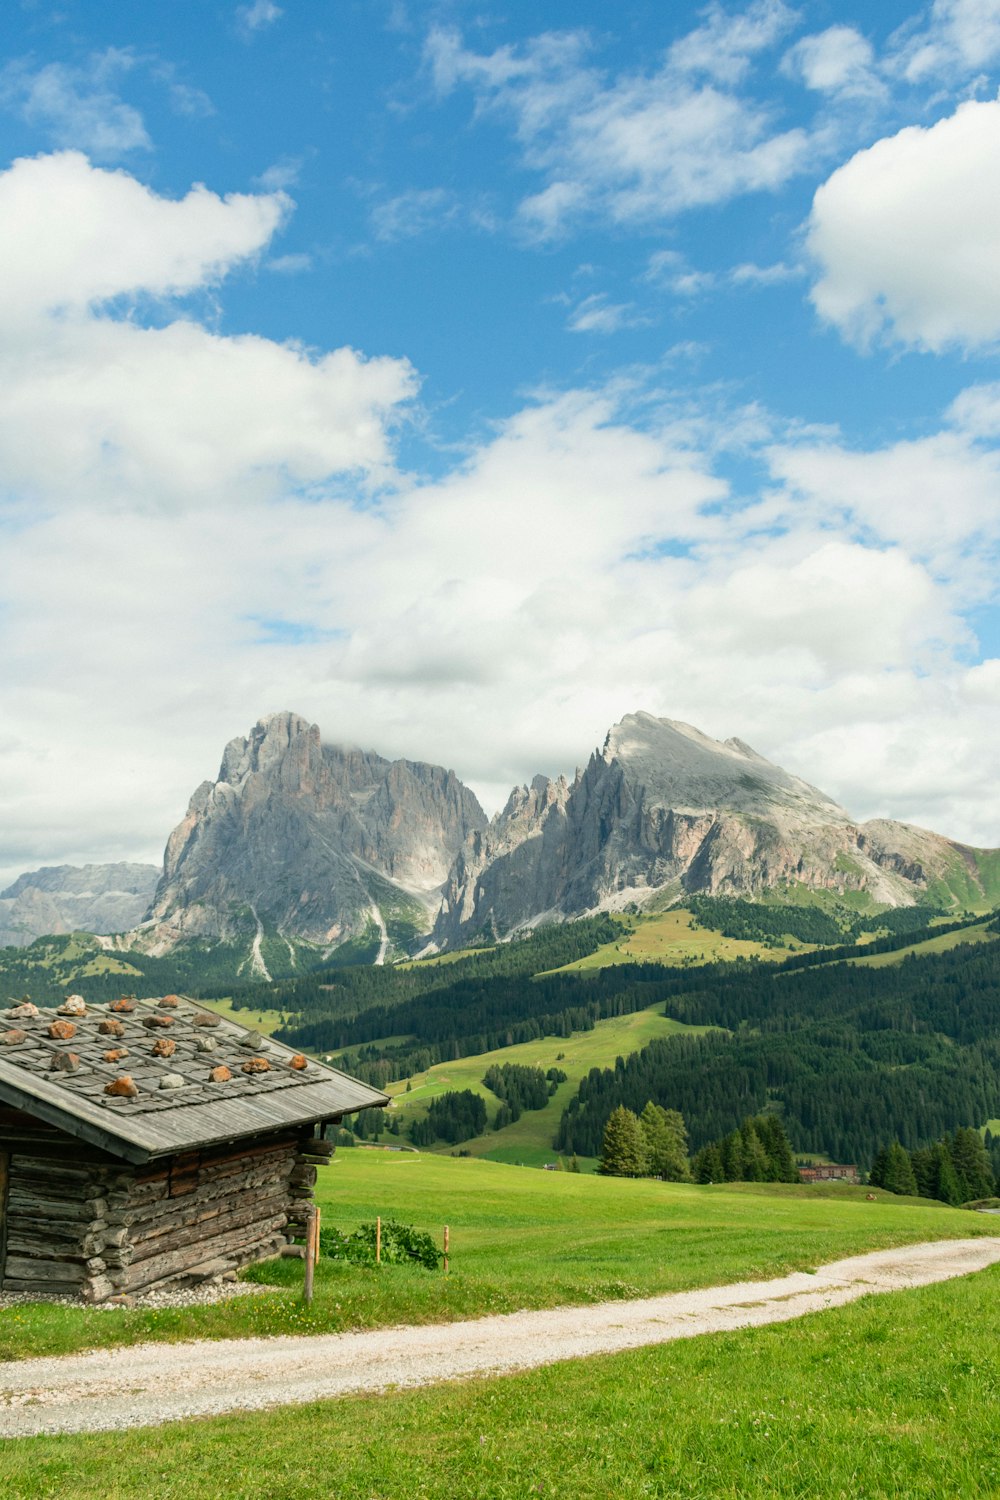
[3,1236,998,1439]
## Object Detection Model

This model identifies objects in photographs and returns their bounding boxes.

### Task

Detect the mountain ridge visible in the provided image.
[4,709,997,962]
[0,863,160,949]
[433,711,997,946]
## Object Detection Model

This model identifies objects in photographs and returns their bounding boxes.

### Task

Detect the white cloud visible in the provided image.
[254,158,303,192]
[3,150,1000,883]
[669,0,798,84]
[426,14,813,238]
[808,100,1000,351]
[782,26,885,100]
[267,252,313,274]
[729,260,801,285]
[236,1,283,38]
[370,187,458,241]
[566,294,649,333]
[891,0,1000,82]
[0,51,150,158]
[0,151,289,326]
[0,152,415,514]
[645,249,717,297]
[766,429,1000,559]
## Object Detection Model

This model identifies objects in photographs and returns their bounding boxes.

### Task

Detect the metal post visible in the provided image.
[443,1223,449,1274]
[376,1214,381,1265]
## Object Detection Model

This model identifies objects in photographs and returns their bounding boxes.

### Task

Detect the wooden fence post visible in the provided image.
[376,1214,381,1265]
[303,1209,317,1304]
[443,1224,449,1274]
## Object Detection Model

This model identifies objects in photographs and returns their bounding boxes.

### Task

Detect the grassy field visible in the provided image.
[7,1260,1000,1498]
[383,1004,715,1166]
[547,908,806,973]
[1,1151,988,1366]
[197,995,289,1035]
[848,920,998,968]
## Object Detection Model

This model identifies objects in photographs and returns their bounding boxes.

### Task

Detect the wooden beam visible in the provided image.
[0,1150,8,1288]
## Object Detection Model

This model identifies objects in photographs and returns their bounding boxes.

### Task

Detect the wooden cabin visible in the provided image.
[0,994,388,1301]
[798,1163,859,1184]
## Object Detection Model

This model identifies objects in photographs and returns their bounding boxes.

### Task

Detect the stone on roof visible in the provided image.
[0,994,387,1163]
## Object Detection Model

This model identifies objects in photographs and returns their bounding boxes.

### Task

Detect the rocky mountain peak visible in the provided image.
[433,708,998,946]
[601,711,849,822]
[218,711,322,791]
[142,714,487,957]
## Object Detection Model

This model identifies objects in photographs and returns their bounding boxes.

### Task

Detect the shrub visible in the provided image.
[320,1219,443,1270]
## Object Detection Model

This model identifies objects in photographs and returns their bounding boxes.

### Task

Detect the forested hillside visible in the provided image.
[555,931,1000,1167]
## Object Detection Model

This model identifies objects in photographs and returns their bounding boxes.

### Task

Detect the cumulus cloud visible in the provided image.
[0,151,419,881]
[0,157,416,505]
[3,141,1000,884]
[808,100,1000,351]
[0,151,290,329]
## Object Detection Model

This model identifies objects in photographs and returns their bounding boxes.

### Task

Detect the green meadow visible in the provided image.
[1,1151,989,1364]
[545,908,807,973]
[848,919,998,967]
[7,1261,1000,1498]
[382,1004,716,1166]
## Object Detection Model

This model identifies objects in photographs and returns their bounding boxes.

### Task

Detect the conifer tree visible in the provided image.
[947,1127,995,1201]
[932,1142,963,1206]
[693,1142,724,1183]
[755,1114,799,1182]
[910,1146,936,1199]
[869,1145,891,1190]
[740,1120,770,1181]
[881,1141,918,1197]
[639,1101,691,1181]
[720,1130,745,1182]
[599,1106,648,1177]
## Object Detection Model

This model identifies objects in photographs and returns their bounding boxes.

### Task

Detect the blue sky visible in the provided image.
[1,0,999,882]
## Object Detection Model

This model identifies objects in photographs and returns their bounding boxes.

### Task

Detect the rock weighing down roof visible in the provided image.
[0,995,388,1163]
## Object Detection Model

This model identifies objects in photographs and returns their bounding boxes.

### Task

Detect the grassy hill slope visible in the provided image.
[379,1005,718,1167]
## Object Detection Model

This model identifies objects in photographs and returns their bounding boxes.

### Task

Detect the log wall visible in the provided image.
[0,1110,329,1301]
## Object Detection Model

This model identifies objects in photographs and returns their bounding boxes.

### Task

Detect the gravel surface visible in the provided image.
[0,1281,282,1312]
[2,1237,998,1440]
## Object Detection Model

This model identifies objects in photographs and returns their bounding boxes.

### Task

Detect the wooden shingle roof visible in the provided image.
[0,995,388,1163]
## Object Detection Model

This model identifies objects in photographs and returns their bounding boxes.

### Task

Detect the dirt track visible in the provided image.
[3,1236,999,1440]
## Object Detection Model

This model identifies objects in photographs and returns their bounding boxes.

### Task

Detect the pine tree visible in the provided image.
[755,1114,799,1182]
[720,1130,745,1182]
[693,1142,724,1184]
[639,1102,692,1181]
[932,1142,963,1206]
[881,1141,918,1197]
[740,1120,770,1182]
[599,1106,649,1177]
[910,1146,936,1199]
[869,1145,891,1190]
[947,1128,995,1202]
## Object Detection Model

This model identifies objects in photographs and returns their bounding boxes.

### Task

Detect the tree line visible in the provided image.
[869,1128,996,1204]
